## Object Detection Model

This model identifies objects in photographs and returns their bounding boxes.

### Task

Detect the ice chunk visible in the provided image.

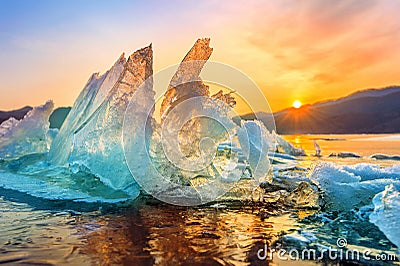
[0,171,130,203]
[311,163,361,185]
[0,101,54,159]
[284,182,322,209]
[0,117,19,138]
[126,96,241,205]
[328,152,361,158]
[47,45,152,198]
[310,163,400,211]
[313,140,321,157]
[211,90,236,108]
[159,39,236,169]
[273,131,305,156]
[48,54,126,165]
[160,38,213,121]
[123,39,248,205]
[0,153,131,203]
[68,46,153,197]
[343,163,400,181]
[160,40,236,168]
[283,231,316,246]
[237,120,273,183]
[161,96,238,171]
[370,184,400,248]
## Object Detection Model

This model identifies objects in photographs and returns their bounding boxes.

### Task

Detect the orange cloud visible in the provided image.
[246,0,400,110]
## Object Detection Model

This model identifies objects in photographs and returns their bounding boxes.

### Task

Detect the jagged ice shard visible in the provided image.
[49,46,153,197]
[123,38,243,205]
[0,100,54,159]
[0,38,301,205]
[48,54,126,165]
[120,38,281,206]
[160,38,213,121]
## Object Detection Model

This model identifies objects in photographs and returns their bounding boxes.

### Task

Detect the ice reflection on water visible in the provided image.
[76,199,310,265]
[0,195,314,265]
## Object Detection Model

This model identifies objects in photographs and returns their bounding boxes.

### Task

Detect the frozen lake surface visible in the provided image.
[1,134,399,265]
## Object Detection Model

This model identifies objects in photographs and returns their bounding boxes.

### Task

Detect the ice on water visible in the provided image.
[0,100,54,159]
[370,184,400,248]
[343,163,400,180]
[237,120,274,183]
[68,46,153,197]
[273,131,305,156]
[48,54,126,165]
[0,38,399,250]
[310,163,400,211]
[311,162,400,249]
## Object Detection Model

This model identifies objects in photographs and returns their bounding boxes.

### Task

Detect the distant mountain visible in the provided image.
[241,86,400,134]
[2,86,399,134]
[0,106,71,129]
[0,106,32,124]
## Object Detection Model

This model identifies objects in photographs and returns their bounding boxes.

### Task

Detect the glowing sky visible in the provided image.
[0,0,399,113]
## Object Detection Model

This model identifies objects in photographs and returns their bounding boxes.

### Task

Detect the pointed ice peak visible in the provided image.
[127,44,153,67]
[132,43,152,56]
[171,38,213,84]
[182,38,212,62]
[110,53,126,72]
[48,53,126,165]
[124,44,153,87]
[89,72,100,80]
[28,100,54,115]
[160,38,213,120]
[66,44,153,196]
[118,52,126,62]
[86,53,126,86]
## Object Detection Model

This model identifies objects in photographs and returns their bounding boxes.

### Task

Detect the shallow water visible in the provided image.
[284,134,400,158]
[1,134,400,265]
[0,195,309,265]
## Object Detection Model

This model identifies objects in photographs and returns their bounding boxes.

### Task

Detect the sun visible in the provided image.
[292,100,302,109]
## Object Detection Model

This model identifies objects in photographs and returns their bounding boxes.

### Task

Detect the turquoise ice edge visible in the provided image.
[0,170,132,204]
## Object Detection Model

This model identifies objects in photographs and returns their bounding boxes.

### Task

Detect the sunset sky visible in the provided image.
[1,0,399,113]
